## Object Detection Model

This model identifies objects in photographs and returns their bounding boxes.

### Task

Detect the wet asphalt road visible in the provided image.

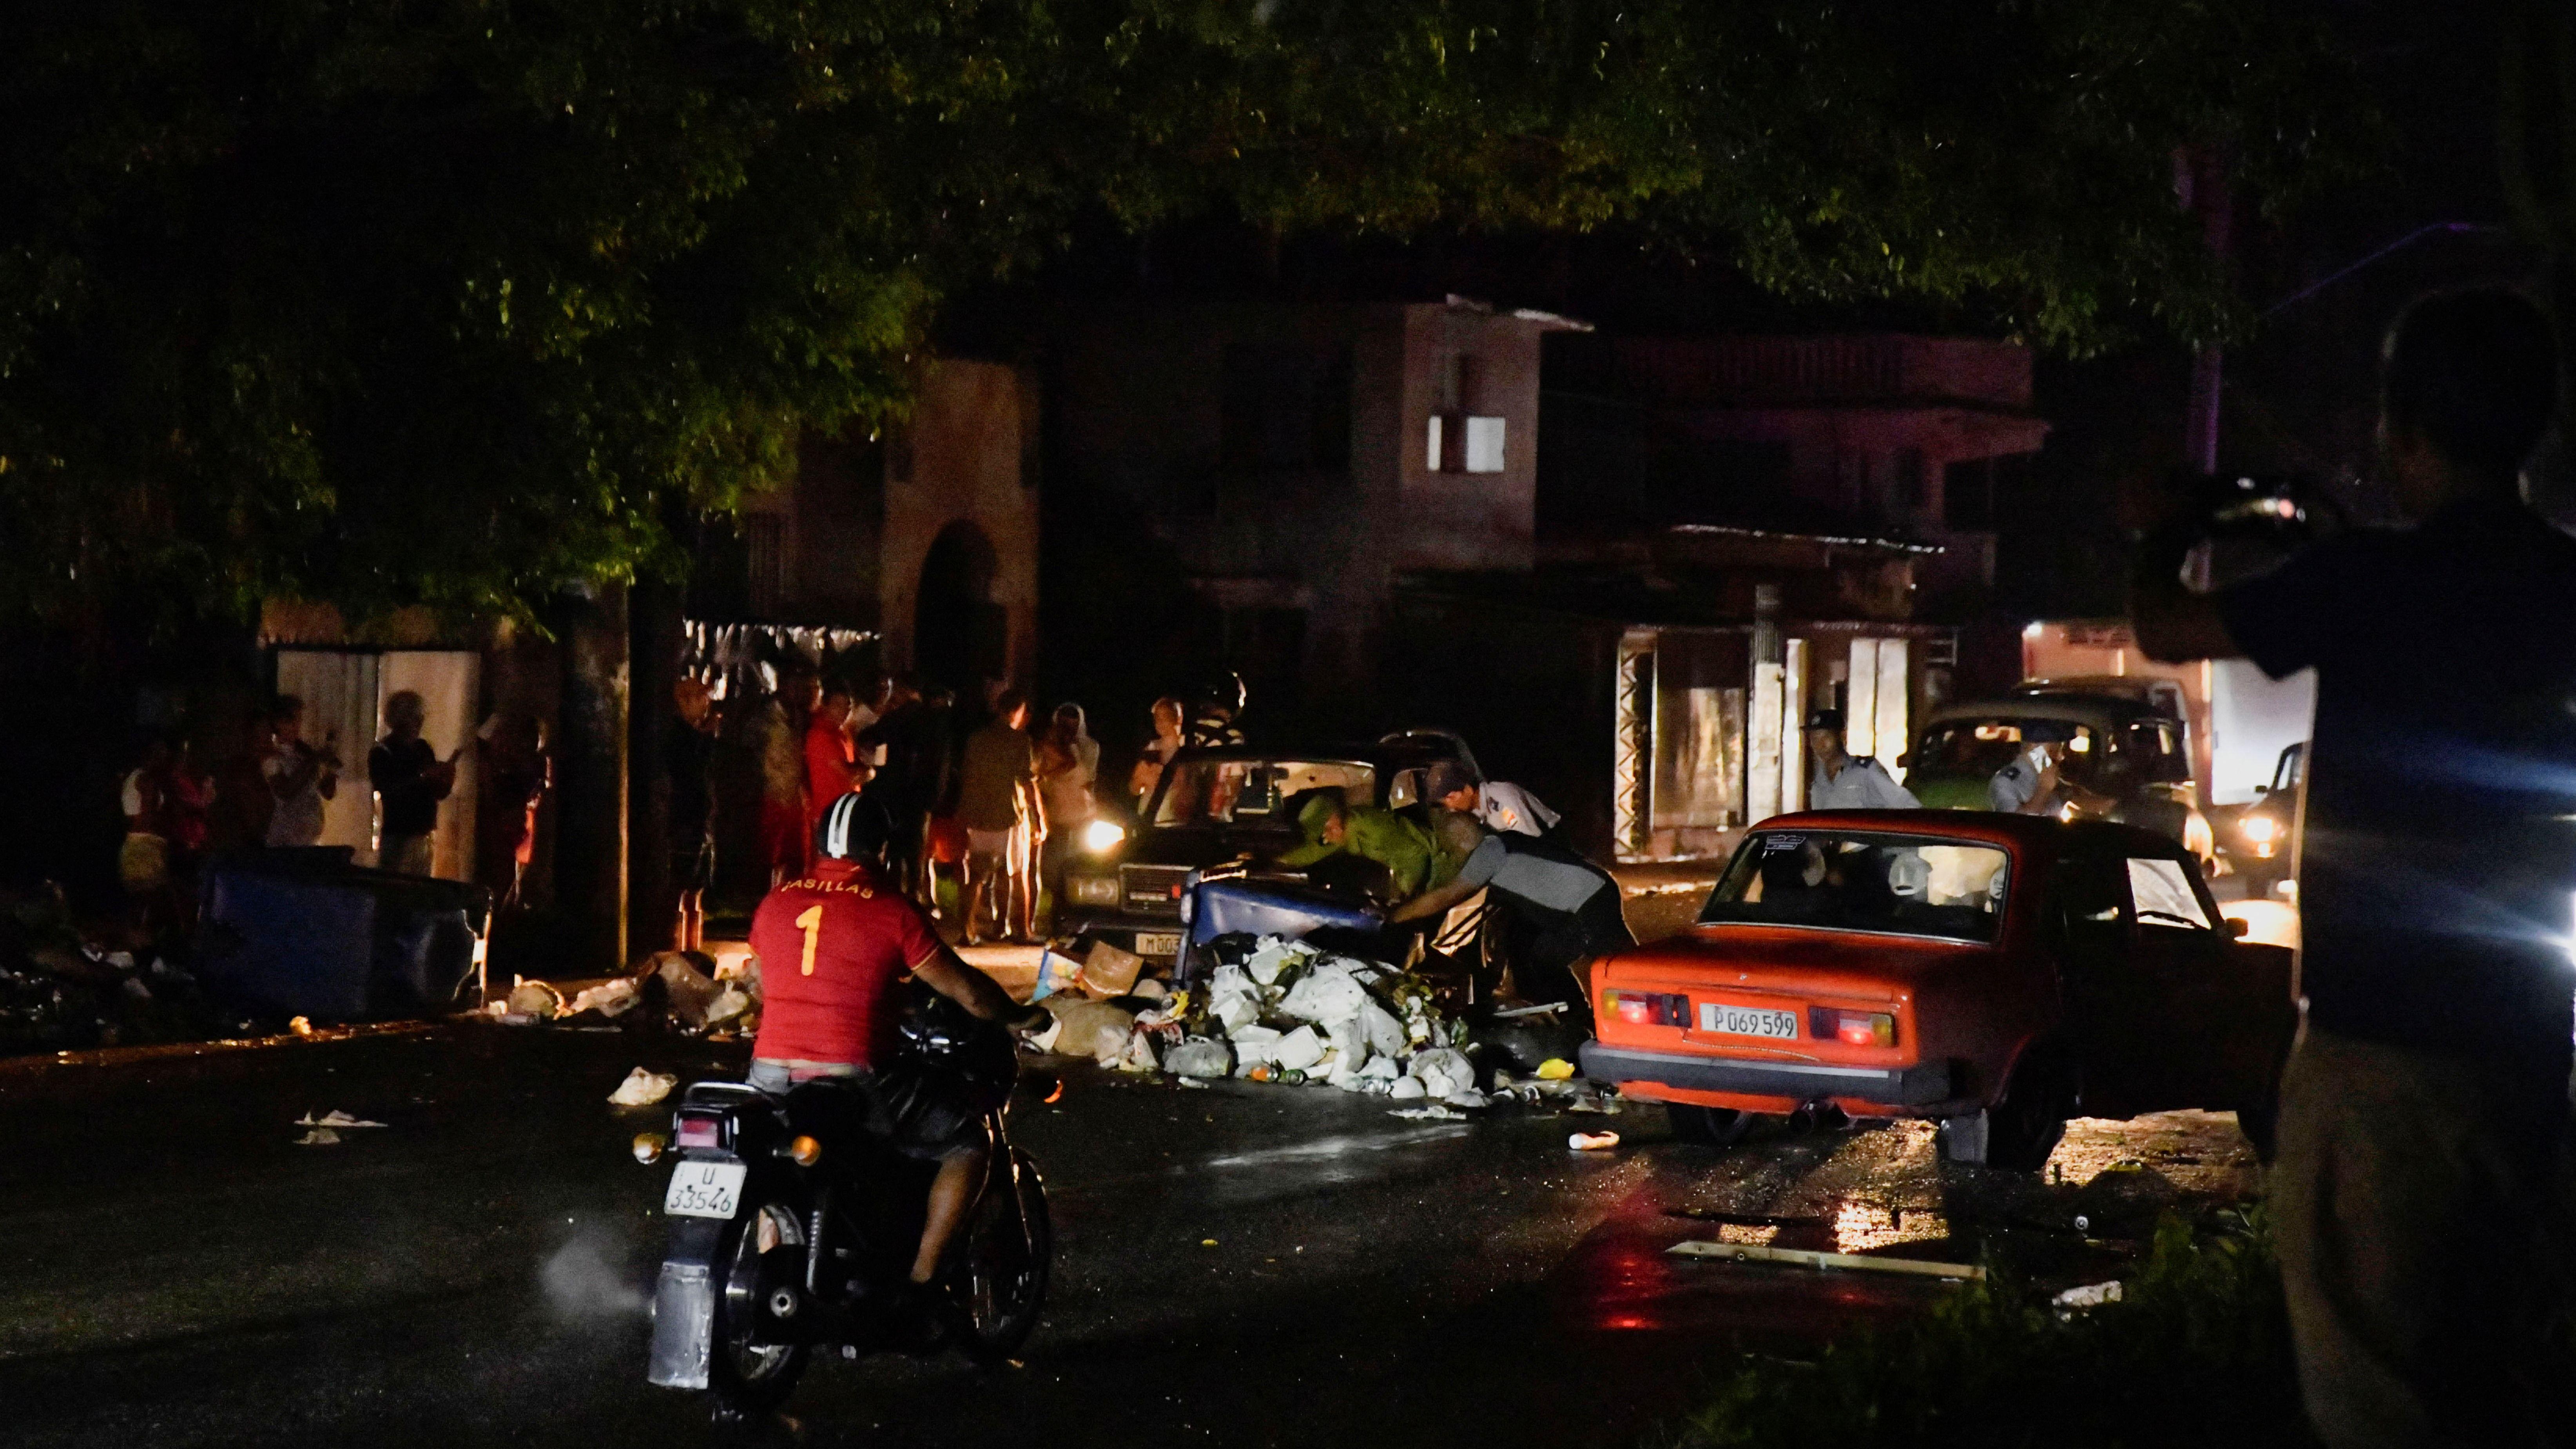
[0,1025,2261,1449]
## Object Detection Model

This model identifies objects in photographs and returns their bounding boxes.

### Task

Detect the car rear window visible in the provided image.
[1702,831,2011,943]
[1917,719,2102,787]
[1153,760,1375,828]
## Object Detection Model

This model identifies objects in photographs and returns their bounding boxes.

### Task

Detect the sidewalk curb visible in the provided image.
[0,1019,447,1077]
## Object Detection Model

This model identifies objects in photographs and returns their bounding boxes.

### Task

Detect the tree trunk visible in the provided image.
[554,584,629,973]
[627,581,683,960]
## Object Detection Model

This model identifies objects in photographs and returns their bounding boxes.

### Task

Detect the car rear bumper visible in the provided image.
[1057,914,1187,957]
[1578,1043,1954,1107]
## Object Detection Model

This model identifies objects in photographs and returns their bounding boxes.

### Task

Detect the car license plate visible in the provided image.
[1700,1003,1800,1040]
[1133,932,1182,958]
[663,1161,747,1219]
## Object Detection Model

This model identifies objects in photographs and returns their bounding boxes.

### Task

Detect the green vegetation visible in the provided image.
[4,1,2369,624]
[1664,1211,2307,1448]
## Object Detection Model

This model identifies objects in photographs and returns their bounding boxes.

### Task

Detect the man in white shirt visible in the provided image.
[1426,761,1561,838]
[1802,709,1918,810]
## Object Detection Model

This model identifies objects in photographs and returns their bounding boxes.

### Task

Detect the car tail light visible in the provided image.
[674,1113,724,1150]
[1809,1007,1897,1048]
[1602,989,1687,1026]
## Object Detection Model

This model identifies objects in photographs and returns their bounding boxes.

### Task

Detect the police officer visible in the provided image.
[1803,708,1918,809]
[1182,671,1247,749]
[1389,823,1632,1012]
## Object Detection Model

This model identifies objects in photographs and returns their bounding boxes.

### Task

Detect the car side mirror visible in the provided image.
[2224,917,2250,939]
[2253,785,2269,796]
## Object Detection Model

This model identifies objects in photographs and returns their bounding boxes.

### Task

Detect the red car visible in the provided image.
[1578,810,2295,1170]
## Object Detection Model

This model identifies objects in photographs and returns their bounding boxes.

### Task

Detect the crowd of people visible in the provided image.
[670,664,1155,950]
[112,690,552,942]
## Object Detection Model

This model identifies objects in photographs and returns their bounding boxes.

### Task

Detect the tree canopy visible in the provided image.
[1,0,2368,624]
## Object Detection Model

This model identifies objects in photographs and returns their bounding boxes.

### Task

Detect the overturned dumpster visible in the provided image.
[196,849,492,1022]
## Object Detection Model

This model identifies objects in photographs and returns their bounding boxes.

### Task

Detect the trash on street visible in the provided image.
[292,1127,341,1146]
[1667,1239,1984,1280]
[505,979,563,1021]
[1568,1130,1621,1151]
[608,1068,679,1107]
[2052,1280,2124,1312]
[563,978,640,1019]
[295,1110,386,1128]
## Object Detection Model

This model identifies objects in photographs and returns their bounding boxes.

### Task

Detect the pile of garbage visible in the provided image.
[1034,934,1620,1115]
[483,950,760,1036]
[0,884,232,1058]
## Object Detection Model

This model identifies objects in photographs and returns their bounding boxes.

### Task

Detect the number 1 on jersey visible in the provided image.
[795,905,824,975]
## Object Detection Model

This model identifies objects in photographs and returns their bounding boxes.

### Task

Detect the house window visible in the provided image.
[1222,344,1352,473]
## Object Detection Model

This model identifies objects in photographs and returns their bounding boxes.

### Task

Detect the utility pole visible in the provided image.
[2177,146,2232,476]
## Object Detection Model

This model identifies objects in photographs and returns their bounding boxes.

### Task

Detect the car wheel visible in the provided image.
[2235,1098,2279,1164]
[1942,1050,2070,1172]
[1666,1104,1755,1148]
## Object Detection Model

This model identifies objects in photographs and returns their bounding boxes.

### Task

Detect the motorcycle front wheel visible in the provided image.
[956,1148,1051,1366]
[710,1213,810,1417]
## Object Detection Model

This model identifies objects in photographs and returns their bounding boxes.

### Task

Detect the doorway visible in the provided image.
[272,649,482,879]
[914,521,1007,699]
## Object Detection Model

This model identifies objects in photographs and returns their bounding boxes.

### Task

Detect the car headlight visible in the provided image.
[1067,873,1121,907]
[1081,818,1126,854]
[2240,814,2278,845]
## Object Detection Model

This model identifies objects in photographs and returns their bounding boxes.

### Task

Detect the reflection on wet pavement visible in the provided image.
[1552,1108,2264,1340]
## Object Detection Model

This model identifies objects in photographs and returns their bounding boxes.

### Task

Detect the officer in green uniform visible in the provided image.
[1277,790,1438,901]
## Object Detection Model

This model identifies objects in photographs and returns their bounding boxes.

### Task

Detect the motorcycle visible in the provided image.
[636,1004,1051,1418]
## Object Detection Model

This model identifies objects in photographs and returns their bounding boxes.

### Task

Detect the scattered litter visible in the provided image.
[1391,1105,1468,1121]
[296,1110,387,1128]
[564,978,641,1020]
[1492,1001,1568,1018]
[1408,1047,1474,1099]
[1387,1075,1427,1101]
[1668,1239,1984,1281]
[1534,1058,1575,1081]
[652,954,721,1027]
[506,979,565,1021]
[1270,1024,1326,1072]
[1175,1075,1208,1090]
[293,1128,341,1146]
[607,1068,679,1107]
[1037,998,1138,1063]
[1568,1130,1621,1151]
[289,1015,316,1037]
[1077,940,1146,999]
[1162,1037,1235,1079]
[702,985,752,1028]
[2052,1280,2124,1312]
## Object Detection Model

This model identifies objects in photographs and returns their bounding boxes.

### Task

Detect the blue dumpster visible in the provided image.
[196,851,493,1022]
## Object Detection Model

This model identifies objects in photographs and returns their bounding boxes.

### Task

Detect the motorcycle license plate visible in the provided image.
[1700,1003,1800,1041]
[1133,932,1182,958]
[663,1161,747,1219]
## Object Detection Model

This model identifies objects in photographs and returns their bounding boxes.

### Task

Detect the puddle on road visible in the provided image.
[1552,1109,2264,1340]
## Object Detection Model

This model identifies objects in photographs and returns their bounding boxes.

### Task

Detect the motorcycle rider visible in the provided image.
[747,792,1050,1317]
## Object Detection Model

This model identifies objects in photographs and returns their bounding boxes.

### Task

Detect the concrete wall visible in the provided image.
[880,359,1042,695]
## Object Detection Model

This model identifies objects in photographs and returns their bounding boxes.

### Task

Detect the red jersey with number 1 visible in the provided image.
[747,858,941,1068]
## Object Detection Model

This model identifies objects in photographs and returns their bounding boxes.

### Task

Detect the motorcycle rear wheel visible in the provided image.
[956,1148,1051,1366]
[710,1214,810,1417]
